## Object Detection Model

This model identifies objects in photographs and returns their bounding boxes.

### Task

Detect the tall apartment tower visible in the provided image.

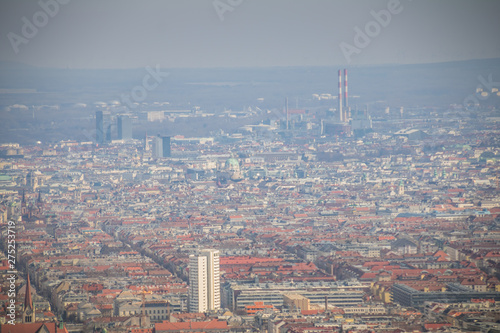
[189,249,220,313]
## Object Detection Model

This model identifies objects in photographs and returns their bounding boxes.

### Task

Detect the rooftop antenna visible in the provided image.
[286,97,289,130]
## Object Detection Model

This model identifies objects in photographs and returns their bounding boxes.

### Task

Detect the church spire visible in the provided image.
[145,131,150,151]
[23,273,34,323]
[25,273,33,309]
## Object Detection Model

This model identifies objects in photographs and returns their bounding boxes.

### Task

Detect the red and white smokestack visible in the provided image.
[344,69,348,110]
[338,69,343,122]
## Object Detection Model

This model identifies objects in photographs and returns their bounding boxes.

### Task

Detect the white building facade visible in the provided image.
[189,249,220,313]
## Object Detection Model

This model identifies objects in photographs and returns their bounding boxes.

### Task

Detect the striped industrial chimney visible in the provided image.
[338,69,343,122]
[344,68,348,111]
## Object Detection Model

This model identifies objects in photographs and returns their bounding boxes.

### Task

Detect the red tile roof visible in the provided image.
[0,322,68,333]
[155,319,229,332]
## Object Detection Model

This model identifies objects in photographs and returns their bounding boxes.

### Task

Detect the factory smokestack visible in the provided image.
[344,69,348,110]
[338,70,343,122]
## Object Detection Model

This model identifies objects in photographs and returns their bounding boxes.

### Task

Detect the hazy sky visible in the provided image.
[1,0,499,69]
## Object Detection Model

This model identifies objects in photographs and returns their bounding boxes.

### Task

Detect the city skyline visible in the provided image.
[1,1,500,331]
[1,88,499,330]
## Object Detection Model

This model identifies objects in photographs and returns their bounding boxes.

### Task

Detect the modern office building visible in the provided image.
[117,115,132,140]
[189,249,220,313]
[222,281,365,312]
[392,283,500,308]
[96,111,113,144]
[153,135,171,158]
[105,124,112,142]
[96,111,104,144]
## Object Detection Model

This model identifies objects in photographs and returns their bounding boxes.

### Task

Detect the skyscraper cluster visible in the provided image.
[96,111,133,144]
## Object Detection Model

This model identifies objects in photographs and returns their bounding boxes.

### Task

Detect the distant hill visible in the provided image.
[0,58,499,109]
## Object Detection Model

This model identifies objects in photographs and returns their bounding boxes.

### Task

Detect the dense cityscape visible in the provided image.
[1,71,500,332]
[1,1,500,333]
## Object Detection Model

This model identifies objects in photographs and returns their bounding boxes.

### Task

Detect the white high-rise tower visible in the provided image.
[189,249,220,313]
